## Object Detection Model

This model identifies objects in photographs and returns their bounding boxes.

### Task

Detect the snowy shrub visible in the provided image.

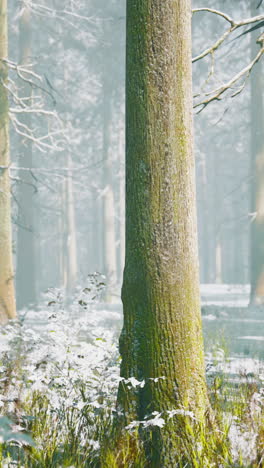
[0,281,263,467]
[0,278,120,466]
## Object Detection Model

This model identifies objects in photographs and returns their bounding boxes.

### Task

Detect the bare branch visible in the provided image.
[29,1,98,25]
[10,160,104,175]
[0,58,56,105]
[192,9,264,62]
[234,15,264,27]
[192,8,235,25]
[10,107,60,119]
[194,46,264,111]
[193,28,234,63]
[0,58,42,81]
[10,115,64,153]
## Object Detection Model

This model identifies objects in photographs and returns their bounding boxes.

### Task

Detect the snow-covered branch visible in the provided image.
[192,8,264,112]
[192,10,264,62]
[194,45,264,111]
[10,115,64,153]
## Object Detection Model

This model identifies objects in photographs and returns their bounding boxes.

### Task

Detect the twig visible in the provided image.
[194,45,264,111]
[192,10,264,62]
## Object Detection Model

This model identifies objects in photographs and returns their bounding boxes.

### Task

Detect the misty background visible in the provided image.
[8,0,263,310]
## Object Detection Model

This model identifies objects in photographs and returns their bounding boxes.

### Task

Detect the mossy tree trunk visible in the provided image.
[116,0,208,465]
[249,1,264,304]
[0,0,16,322]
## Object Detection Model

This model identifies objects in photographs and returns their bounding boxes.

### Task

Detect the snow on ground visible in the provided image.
[12,284,263,387]
[0,283,262,466]
[201,283,250,307]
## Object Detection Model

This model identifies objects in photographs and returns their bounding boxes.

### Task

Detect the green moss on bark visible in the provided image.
[115,0,208,465]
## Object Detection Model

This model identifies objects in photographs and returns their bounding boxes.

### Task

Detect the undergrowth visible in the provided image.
[0,279,263,467]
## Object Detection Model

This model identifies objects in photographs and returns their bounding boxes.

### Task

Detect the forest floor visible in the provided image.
[0,283,263,466]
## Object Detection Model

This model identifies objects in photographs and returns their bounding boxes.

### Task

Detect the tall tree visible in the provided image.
[250,0,264,303]
[116,0,208,465]
[0,0,16,322]
[61,47,78,295]
[61,153,78,294]
[16,1,36,309]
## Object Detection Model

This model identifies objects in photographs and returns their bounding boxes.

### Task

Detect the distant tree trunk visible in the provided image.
[250,1,264,304]
[102,83,117,294]
[57,46,78,296]
[58,157,78,295]
[116,0,208,464]
[118,113,125,283]
[0,0,16,322]
[58,185,65,287]
[92,186,103,272]
[16,2,36,309]
[208,151,217,282]
[65,153,78,293]
[200,151,210,282]
[60,178,68,289]
[234,220,244,284]
[215,239,222,284]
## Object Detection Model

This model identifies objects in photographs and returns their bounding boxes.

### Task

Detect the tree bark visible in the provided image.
[250,1,264,304]
[116,0,208,465]
[16,2,36,309]
[0,0,16,322]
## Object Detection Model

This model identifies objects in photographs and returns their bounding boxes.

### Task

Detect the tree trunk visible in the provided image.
[118,113,125,283]
[0,0,16,322]
[16,2,36,309]
[58,45,78,296]
[60,177,68,290]
[58,184,66,288]
[102,83,117,295]
[250,1,264,304]
[58,160,78,295]
[65,153,78,294]
[116,0,208,464]
[215,239,222,284]
[200,152,210,282]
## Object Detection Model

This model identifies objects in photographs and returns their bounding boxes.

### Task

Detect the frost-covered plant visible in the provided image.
[0,281,263,467]
[0,277,121,466]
